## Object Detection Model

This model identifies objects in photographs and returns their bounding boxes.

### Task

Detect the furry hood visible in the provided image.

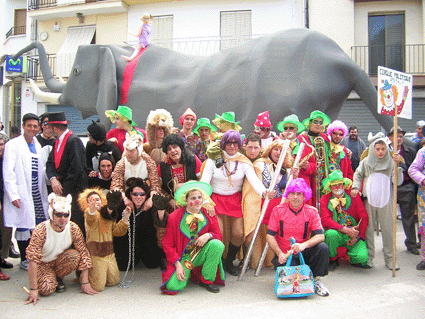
[145,109,174,148]
[78,188,107,213]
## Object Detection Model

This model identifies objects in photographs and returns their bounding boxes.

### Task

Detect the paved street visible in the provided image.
[1,221,425,319]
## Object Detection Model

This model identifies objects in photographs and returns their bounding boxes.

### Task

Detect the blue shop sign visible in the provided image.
[6,56,27,73]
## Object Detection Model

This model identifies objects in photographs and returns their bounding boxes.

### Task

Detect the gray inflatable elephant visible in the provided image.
[13,28,392,131]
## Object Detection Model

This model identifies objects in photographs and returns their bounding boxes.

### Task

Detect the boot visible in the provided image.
[224,243,241,276]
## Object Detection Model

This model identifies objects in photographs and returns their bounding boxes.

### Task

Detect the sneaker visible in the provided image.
[56,277,66,293]
[385,264,400,271]
[0,270,10,281]
[314,280,329,297]
[416,261,425,271]
[20,260,29,271]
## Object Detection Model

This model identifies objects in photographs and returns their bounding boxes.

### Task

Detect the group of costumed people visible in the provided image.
[16,103,424,304]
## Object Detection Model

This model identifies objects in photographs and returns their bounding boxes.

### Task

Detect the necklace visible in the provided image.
[223,160,238,187]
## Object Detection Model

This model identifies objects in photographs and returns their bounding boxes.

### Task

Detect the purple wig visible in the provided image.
[283,178,312,201]
[220,130,243,151]
[327,120,348,137]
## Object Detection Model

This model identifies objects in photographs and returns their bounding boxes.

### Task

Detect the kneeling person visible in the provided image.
[267,178,330,297]
[25,194,96,305]
[320,171,369,270]
[161,181,225,294]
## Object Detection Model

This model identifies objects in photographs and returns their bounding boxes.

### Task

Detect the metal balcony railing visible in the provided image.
[351,44,425,75]
[126,34,265,56]
[5,26,26,39]
[26,54,57,82]
[28,0,107,10]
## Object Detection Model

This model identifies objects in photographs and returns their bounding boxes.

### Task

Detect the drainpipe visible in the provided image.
[304,0,309,29]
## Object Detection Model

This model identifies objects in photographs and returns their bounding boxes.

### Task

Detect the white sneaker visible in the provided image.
[314,280,329,297]
[20,260,29,271]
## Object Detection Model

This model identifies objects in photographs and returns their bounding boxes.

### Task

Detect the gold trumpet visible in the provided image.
[183,246,202,270]
[313,136,328,209]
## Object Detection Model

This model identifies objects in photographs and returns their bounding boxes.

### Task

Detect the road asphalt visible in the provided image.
[1,221,424,319]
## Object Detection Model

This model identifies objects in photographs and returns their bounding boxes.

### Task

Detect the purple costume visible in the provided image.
[139,23,152,48]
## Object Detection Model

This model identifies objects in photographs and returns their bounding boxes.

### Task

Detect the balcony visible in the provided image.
[27,0,127,21]
[26,54,57,82]
[5,26,26,39]
[351,44,425,76]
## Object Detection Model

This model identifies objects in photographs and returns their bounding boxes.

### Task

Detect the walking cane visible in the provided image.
[237,140,291,281]
[254,143,305,277]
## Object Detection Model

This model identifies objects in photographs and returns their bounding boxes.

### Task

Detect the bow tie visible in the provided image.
[186,212,205,225]
[330,197,346,210]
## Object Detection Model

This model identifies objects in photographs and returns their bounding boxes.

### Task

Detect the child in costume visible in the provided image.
[351,132,402,270]
[78,189,130,292]
[122,13,153,62]
[161,181,225,294]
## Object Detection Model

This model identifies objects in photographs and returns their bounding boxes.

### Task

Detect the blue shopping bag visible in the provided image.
[275,239,315,298]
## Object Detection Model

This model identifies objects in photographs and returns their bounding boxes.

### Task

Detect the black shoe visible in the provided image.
[56,277,66,293]
[361,264,372,269]
[328,259,339,271]
[198,281,220,293]
[416,261,425,271]
[408,247,420,255]
[9,247,20,259]
[160,257,167,271]
[0,260,13,269]
[416,242,421,249]
[224,263,241,276]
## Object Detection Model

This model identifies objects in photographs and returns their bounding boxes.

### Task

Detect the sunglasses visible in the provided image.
[225,141,239,146]
[54,212,70,218]
[331,132,344,137]
[132,192,146,197]
[283,127,296,131]
[311,120,323,125]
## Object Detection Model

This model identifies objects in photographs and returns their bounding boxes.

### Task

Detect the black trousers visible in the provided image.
[397,182,417,249]
[272,242,329,277]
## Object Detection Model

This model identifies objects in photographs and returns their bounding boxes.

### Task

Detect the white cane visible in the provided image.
[254,143,305,277]
[238,140,291,281]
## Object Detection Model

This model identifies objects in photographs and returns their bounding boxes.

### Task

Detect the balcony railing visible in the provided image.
[26,54,57,82]
[351,44,425,75]
[5,26,26,39]
[28,0,107,10]
[126,34,265,56]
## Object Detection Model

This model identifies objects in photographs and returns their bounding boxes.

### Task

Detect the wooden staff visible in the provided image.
[237,140,291,281]
[254,143,305,277]
[392,104,398,277]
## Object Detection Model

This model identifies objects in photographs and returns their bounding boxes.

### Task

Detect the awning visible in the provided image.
[56,25,96,77]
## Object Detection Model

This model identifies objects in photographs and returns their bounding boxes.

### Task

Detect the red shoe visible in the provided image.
[0,270,10,280]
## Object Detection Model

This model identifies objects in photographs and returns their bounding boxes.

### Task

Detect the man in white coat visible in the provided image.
[3,113,49,270]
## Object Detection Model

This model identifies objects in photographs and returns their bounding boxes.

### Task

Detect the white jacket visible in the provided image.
[3,135,49,228]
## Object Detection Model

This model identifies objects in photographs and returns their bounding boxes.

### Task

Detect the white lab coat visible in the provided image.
[3,135,49,228]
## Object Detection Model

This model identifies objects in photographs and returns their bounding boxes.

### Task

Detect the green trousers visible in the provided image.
[166,239,225,292]
[325,229,368,265]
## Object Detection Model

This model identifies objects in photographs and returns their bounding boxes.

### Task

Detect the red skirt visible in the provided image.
[211,192,243,218]
[261,197,282,225]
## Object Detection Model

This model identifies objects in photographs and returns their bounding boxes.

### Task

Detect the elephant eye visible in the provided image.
[73,67,81,75]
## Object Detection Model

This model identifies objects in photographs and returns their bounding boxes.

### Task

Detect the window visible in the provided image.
[368,13,404,74]
[14,9,27,35]
[220,10,252,51]
[152,15,173,49]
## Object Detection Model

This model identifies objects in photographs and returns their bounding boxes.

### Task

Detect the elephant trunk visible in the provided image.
[12,42,65,93]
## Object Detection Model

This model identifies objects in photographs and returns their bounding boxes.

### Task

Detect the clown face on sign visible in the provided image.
[378,79,408,116]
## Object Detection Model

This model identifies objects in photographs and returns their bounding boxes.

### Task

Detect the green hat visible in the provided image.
[213,112,240,125]
[276,114,306,133]
[175,181,212,206]
[105,105,137,127]
[302,110,331,128]
[193,118,218,135]
[322,170,352,194]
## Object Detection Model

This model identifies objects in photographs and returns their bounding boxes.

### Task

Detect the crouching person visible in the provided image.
[266,178,330,297]
[320,170,369,270]
[78,188,131,292]
[161,181,225,294]
[25,194,96,305]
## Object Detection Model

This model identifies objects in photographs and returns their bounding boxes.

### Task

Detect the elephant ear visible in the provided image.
[97,46,117,130]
